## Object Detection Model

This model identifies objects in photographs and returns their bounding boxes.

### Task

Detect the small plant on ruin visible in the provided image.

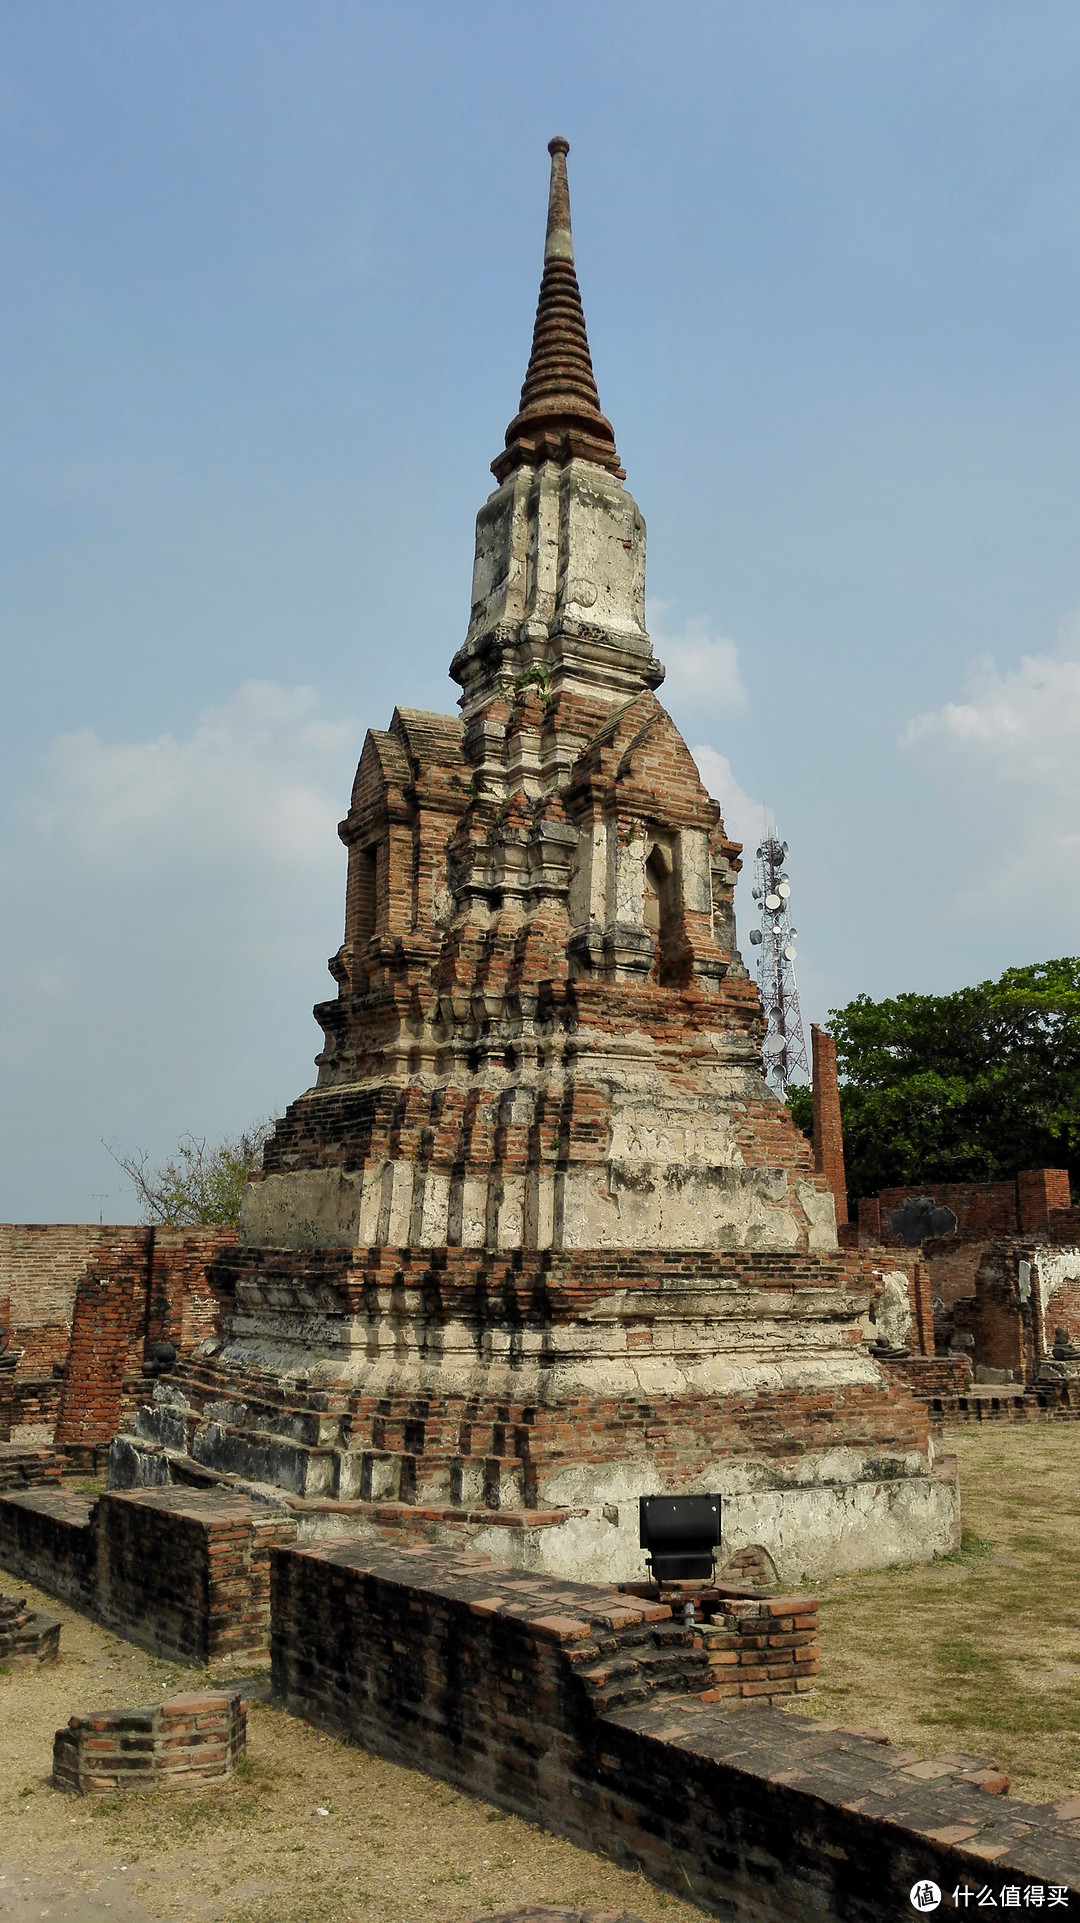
[106,1120,277,1227]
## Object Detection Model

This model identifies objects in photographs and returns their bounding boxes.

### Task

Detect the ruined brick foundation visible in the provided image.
[53,1688,246,1794]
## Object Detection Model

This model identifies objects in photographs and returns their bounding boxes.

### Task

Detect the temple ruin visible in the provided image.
[98,139,960,1583]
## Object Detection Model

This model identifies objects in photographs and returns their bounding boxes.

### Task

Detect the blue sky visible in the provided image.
[3,2,1079,1218]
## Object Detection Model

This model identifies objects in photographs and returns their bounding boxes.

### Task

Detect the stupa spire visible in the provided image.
[491,137,624,483]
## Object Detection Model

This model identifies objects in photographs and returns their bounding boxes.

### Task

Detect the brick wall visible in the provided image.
[53,1689,246,1794]
[54,1234,149,1459]
[53,1227,236,1464]
[862,1172,1073,1250]
[1046,1280,1080,1351]
[145,1229,238,1356]
[1019,1168,1073,1230]
[882,1356,973,1399]
[920,1236,987,1309]
[0,1225,133,1378]
[270,1535,1080,1919]
[0,1485,296,1663]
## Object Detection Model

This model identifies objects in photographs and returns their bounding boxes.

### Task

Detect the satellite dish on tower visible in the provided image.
[749,928,763,945]
[764,1034,787,1056]
[765,892,781,910]
[777,881,791,898]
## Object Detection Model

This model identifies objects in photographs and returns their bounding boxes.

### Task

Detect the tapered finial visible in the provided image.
[545,136,574,265]
[492,137,624,483]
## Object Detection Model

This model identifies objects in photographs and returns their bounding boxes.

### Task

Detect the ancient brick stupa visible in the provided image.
[117,139,958,1582]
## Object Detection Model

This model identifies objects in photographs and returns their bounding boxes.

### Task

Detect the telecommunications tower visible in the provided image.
[749,834,809,1096]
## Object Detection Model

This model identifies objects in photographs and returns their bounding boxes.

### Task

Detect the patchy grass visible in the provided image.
[789,1423,1080,1801]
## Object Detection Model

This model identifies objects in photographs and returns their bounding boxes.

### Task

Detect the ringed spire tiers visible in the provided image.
[492,137,624,483]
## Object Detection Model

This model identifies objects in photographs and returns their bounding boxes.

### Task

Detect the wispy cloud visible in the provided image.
[902,618,1080,904]
[0,682,361,1214]
[648,600,748,714]
[18,680,352,870]
[691,744,768,855]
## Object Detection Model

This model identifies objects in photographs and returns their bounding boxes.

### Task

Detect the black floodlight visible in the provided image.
[639,1494,722,1584]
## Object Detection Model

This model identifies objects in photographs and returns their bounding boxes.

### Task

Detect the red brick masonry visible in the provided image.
[52,1689,246,1794]
[0,1486,297,1662]
[270,1535,1080,1919]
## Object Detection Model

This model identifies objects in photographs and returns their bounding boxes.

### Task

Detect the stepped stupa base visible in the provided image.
[108,1241,960,1587]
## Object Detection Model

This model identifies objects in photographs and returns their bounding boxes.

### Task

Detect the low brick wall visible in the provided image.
[883,1355,974,1398]
[96,1488,297,1662]
[53,1688,246,1793]
[0,1490,95,1608]
[11,1376,62,1434]
[271,1536,1080,1919]
[0,1487,296,1662]
[696,1592,819,1699]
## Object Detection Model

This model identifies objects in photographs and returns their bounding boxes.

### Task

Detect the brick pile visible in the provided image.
[0,1587,60,1666]
[52,1688,246,1794]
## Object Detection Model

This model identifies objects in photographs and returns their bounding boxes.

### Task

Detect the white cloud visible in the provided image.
[903,648,1080,800]
[19,680,352,871]
[648,600,748,713]
[691,744,768,854]
[901,625,1080,904]
[0,682,362,1217]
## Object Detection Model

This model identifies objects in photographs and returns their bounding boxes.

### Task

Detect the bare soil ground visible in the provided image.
[786,1422,1080,1803]
[3,1422,1080,1920]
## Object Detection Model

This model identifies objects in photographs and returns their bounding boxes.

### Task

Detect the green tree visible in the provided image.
[107,1121,277,1227]
[788,958,1080,1203]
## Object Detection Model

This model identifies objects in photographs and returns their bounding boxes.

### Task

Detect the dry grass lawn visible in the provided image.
[788,1422,1080,1803]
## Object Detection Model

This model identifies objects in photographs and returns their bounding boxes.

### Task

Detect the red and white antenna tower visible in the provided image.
[749,833,809,1096]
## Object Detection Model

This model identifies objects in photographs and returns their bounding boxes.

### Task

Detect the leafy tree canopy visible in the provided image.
[107,1122,277,1227]
[787,958,1080,1203]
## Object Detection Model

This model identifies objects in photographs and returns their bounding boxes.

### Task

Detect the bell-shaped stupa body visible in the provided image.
[114,141,958,1588]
